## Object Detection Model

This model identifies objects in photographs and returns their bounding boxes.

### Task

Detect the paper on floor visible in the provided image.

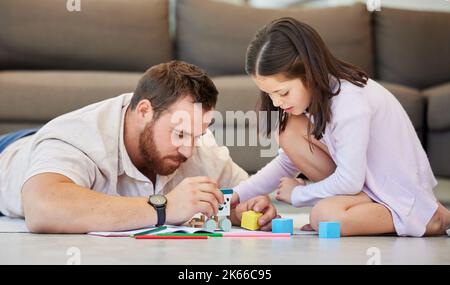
[89,225,252,237]
[293,230,317,235]
[89,225,217,237]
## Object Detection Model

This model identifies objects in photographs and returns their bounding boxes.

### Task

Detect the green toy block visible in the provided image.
[241,210,263,231]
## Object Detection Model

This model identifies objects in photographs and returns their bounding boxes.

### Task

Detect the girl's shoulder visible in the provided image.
[329,79,372,120]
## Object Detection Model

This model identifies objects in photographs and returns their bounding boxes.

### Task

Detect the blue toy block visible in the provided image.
[272,218,294,234]
[319,222,340,238]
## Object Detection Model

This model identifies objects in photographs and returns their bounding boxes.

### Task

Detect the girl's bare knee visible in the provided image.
[279,114,310,148]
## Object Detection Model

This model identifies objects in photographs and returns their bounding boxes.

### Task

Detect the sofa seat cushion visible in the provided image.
[423,82,450,131]
[424,82,450,176]
[213,75,260,127]
[211,75,275,173]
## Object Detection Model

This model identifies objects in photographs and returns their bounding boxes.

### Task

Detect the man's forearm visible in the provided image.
[23,181,157,234]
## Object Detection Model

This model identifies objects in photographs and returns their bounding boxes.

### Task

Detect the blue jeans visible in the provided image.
[0,128,40,154]
[0,128,40,216]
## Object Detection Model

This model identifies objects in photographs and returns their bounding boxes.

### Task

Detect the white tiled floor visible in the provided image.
[0,181,449,265]
[1,231,448,264]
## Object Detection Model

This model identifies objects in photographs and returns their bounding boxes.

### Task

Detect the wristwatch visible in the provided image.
[148,194,167,227]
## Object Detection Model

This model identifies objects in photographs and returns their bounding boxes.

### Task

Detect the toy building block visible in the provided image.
[272,218,294,234]
[218,189,233,217]
[318,222,341,238]
[241,210,263,231]
[214,188,233,231]
[189,188,234,232]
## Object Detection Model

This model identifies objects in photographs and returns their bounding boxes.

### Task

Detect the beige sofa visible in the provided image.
[0,0,449,179]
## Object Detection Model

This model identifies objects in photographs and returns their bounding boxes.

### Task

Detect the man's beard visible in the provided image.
[139,122,187,176]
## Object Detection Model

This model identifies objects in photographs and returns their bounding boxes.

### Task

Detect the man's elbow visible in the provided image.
[22,188,62,234]
[26,217,58,234]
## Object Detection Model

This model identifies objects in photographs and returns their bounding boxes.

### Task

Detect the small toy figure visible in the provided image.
[188,188,233,232]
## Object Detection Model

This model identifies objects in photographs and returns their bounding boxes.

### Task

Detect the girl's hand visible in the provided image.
[275,177,306,205]
[231,195,279,231]
[230,192,240,208]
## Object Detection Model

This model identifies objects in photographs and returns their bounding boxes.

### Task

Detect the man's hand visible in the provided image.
[230,195,278,231]
[165,176,224,225]
[275,177,305,204]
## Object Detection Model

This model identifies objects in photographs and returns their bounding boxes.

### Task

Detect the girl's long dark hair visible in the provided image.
[246,17,368,142]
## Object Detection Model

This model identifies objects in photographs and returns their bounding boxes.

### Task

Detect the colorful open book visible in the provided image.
[88,225,216,237]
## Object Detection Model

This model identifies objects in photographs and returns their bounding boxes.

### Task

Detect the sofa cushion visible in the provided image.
[425,83,450,176]
[177,0,374,77]
[423,82,450,131]
[0,123,44,135]
[375,8,450,89]
[427,132,450,177]
[0,71,140,121]
[0,0,171,71]
[213,76,260,125]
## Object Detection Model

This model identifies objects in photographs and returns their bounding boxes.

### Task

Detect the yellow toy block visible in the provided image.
[241,210,263,231]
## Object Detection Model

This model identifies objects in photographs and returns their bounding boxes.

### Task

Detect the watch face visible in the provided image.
[149,195,167,207]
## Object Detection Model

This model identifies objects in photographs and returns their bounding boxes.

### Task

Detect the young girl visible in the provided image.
[233,17,450,237]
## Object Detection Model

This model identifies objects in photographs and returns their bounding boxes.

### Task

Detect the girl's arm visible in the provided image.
[234,148,300,202]
[291,93,371,207]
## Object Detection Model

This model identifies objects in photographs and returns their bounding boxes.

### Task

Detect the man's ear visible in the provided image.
[135,99,154,124]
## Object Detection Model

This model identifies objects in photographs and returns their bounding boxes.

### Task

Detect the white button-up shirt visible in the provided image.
[0,93,248,217]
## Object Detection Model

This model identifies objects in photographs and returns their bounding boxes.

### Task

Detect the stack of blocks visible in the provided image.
[318,222,341,238]
[271,218,294,234]
[241,210,263,231]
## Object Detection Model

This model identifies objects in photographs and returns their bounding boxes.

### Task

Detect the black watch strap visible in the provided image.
[155,206,166,227]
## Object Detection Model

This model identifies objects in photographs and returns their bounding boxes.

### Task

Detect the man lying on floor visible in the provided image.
[0,60,277,233]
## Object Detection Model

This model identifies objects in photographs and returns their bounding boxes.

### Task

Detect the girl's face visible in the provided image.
[252,73,311,116]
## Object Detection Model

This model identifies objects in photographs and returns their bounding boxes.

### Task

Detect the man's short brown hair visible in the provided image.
[131,61,218,119]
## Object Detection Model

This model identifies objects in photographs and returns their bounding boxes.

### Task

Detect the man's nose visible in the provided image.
[178,145,193,159]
